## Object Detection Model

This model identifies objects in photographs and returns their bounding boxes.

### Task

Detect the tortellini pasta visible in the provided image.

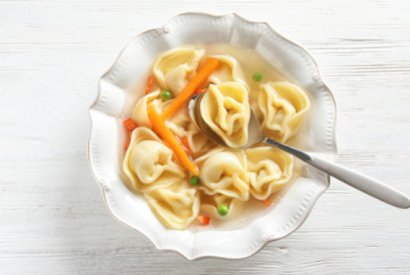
[208,54,248,88]
[131,91,165,127]
[257,81,310,142]
[200,82,251,148]
[153,47,205,95]
[185,123,216,157]
[122,45,310,230]
[166,107,216,157]
[145,180,200,229]
[195,148,249,201]
[246,147,294,200]
[123,127,185,193]
[167,108,192,138]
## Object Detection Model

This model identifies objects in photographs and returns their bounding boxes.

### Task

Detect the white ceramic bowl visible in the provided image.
[88,13,337,260]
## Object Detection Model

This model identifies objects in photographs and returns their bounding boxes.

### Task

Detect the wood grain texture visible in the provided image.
[1,0,409,274]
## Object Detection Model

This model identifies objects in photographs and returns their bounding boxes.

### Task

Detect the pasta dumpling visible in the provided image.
[131,91,165,127]
[145,180,200,229]
[153,47,205,95]
[208,54,248,88]
[166,109,215,157]
[185,123,216,157]
[246,147,294,200]
[195,148,249,201]
[166,108,192,138]
[200,82,251,148]
[257,81,310,142]
[123,127,185,193]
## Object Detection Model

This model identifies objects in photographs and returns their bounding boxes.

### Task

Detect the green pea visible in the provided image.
[252,72,263,82]
[217,204,229,216]
[160,90,173,101]
[189,176,199,186]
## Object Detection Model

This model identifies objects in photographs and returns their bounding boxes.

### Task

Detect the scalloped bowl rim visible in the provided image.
[88,12,337,260]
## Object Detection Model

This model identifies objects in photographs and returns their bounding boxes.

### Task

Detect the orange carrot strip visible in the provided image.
[123,118,138,132]
[197,215,210,226]
[161,58,219,119]
[262,199,271,207]
[144,75,155,95]
[180,136,191,155]
[147,105,199,176]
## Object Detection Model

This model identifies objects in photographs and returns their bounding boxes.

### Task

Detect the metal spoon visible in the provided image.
[189,93,410,209]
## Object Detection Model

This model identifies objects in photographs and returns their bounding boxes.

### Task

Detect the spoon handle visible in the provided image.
[263,138,410,209]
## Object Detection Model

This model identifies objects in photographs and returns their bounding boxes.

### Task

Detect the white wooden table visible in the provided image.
[1,0,410,274]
